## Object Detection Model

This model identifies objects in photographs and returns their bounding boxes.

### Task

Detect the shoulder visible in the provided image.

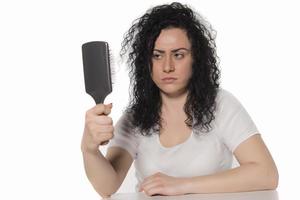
[213,87,249,128]
[216,88,238,104]
[215,88,244,113]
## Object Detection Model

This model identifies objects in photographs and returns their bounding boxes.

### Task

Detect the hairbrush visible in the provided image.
[82,41,113,104]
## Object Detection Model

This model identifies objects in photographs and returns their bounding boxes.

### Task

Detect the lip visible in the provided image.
[162,77,177,83]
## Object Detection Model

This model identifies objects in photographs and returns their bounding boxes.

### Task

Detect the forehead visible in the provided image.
[154,28,191,49]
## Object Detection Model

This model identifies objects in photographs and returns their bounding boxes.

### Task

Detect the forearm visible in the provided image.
[81,149,119,197]
[183,163,278,194]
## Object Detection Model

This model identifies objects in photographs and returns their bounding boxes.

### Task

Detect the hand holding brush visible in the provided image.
[81,41,114,150]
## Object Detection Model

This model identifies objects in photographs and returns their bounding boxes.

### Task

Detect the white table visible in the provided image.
[105,190,278,200]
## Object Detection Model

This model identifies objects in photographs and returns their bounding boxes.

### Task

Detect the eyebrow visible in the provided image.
[153,48,190,53]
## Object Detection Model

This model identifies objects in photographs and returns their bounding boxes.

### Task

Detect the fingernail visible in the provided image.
[105,103,112,108]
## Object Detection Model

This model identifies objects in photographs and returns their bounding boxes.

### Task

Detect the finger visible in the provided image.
[93,132,113,142]
[142,172,161,185]
[91,103,112,115]
[140,178,153,189]
[145,185,163,196]
[142,173,157,183]
[97,125,114,133]
[94,116,113,125]
[88,124,113,134]
[103,103,113,115]
[90,104,106,115]
[140,176,160,192]
[142,180,160,192]
[140,178,151,190]
[100,140,109,145]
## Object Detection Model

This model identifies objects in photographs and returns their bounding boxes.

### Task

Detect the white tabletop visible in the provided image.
[105,190,278,200]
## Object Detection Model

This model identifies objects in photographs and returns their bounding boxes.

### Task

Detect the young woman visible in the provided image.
[81,2,279,198]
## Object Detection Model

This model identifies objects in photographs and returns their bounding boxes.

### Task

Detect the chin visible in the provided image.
[160,88,187,97]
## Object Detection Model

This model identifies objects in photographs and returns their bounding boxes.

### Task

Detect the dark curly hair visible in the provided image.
[120,2,221,136]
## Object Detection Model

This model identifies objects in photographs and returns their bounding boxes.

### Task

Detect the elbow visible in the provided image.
[96,189,117,199]
[91,175,120,198]
[268,170,279,190]
[94,181,119,198]
[262,166,279,190]
[99,193,113,199]
[266,177,278,190]
[99,193,111,199]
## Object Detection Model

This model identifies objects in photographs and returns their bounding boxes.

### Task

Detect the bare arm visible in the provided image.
[183,134,279,193]
[81,146,133,198]
[81,104,133,198]
[81,149,119,198]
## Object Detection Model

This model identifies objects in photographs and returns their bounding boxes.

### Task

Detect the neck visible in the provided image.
[160,90,188,114]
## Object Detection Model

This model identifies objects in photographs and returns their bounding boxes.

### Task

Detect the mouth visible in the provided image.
[162,77,177,83]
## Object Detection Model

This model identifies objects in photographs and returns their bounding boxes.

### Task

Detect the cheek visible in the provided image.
[151,66,161,81]
[180,65,193,81]
[150,74,159,87]
[187,61,193,79]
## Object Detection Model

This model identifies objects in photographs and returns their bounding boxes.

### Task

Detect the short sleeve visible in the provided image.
[107,112,139,160]
[216,89,260,152]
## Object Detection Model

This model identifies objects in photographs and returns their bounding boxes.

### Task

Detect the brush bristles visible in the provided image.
[109,50,116,86]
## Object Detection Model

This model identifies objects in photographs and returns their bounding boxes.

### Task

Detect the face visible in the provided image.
[151,28,193,97]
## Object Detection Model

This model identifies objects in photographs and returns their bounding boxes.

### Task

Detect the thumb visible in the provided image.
[103,103,113,115]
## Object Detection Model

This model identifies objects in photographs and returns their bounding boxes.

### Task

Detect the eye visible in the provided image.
[174,53,184,59]
[152,53,162,60]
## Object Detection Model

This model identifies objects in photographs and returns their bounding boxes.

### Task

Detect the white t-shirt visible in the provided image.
[108,88,259,192]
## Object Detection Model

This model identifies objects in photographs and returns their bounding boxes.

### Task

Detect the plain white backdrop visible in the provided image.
[0,0,299,199]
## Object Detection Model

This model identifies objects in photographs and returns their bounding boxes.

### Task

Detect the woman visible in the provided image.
[81,2,279,198]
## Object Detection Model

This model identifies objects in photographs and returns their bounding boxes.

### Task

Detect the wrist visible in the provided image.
[180,177,198,194]
[177,177,190,195]
[81,144,100,155]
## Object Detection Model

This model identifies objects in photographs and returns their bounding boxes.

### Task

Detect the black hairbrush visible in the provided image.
[82,41,112,104]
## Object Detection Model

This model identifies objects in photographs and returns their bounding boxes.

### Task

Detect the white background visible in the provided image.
[0,0,299,199]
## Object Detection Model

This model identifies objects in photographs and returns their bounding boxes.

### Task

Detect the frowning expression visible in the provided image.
[151,28,193,97]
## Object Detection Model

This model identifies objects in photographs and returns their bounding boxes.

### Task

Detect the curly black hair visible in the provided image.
[120,2,221,136]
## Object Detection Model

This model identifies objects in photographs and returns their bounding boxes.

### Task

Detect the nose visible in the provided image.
[163,55,175,73]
